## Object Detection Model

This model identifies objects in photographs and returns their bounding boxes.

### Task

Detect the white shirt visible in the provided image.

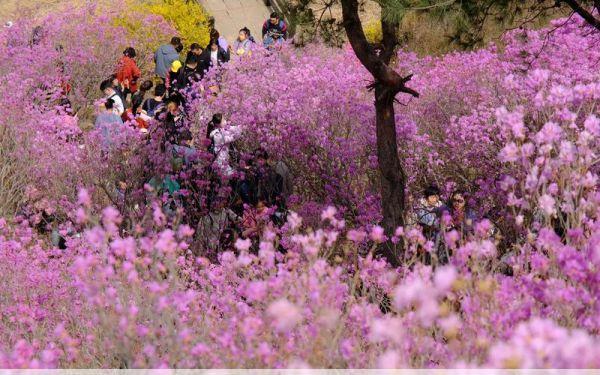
[108,93,125,116]
[210,125,241,178]
[210,50,218,65]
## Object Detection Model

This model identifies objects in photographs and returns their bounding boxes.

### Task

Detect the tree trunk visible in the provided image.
[561,0,600,31]
[374,86,405,267]
[340,0,418,267]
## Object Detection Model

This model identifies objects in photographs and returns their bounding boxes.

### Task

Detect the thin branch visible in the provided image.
[525,12,575,70]
[505,3,561,31]
[408,0,456,11]
[560,0,600,30]
[340,0,419,97]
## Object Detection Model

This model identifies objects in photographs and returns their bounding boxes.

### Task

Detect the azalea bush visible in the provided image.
[0,2,174,220]
[1,4,600,370]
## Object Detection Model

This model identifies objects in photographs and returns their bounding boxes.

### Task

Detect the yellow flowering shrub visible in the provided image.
[139,0,211,49]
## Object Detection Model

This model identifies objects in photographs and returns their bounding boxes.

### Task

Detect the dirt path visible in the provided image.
[198,0,271,45]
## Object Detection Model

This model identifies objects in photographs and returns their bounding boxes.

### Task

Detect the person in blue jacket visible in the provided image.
[154,37,183,80]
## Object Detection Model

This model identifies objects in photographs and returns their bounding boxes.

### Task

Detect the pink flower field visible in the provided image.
[1,0,600,369]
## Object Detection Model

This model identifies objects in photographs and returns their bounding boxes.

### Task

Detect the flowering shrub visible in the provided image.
[1,5,600,370]
[137,0,211,50]
[0,2,174,220]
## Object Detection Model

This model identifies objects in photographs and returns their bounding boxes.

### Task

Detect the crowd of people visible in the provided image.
[93,13,489,263]
[94,15,291,257]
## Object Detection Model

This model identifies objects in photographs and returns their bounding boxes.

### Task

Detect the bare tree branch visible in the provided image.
[340,0,419,97]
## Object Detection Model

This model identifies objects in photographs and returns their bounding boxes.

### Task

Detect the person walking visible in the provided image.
[116,47,141,99]
[154,37,182,80]
[206,113,241,179]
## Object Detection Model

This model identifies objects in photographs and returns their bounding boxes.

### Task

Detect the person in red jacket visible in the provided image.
[116,47,142,99]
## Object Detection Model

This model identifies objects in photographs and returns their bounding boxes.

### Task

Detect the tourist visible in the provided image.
[210,29,229,53]
[206,113,241,179]
[448,190,477,235]
[94,98,123,149]
[262,12,287,48]
[95,98,123,127]
[131,80,153,115]
[115,47,141,100]
[100,79,124,116]
[185,43,204,64]
[141,84,166,118]
[200,38,230,70]
[166,60,183,96]
[173,129,197,166]
[241,196,271,240]
[176,55,202,92]
[254,149,284,206]
[154,36,182,80]
[233,28,253,56]
[197,199,240,256]
[415,185,447,240]
[163,95,186,145]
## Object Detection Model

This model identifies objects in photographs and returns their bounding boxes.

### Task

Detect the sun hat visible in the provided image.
[171,60,182,73]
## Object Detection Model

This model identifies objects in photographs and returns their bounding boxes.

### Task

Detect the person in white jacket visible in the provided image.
[207,114,241,179]
[100,79,124,116]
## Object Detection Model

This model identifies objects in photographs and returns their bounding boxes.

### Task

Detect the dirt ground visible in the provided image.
[0,0,67,22]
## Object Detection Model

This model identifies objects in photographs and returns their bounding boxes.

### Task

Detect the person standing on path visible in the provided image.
[154,37,183,80]
[200,38,230,71]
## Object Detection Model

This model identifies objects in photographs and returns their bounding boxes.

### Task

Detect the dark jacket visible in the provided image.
[262,19,288,39]
[199,47,230,73]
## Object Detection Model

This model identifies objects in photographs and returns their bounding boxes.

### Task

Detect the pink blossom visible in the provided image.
[539,194,556,216]
[370,226,386,243]
[321,206,337,222]
[434,266,457,291]
[235,238,252,252]
[287,211,303,230]
[267,299,303,332]
[376,350,401,368]
[245,281,267,302]
[77,188,91,208]
[347,229,367,243]
[499,142,520,163]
